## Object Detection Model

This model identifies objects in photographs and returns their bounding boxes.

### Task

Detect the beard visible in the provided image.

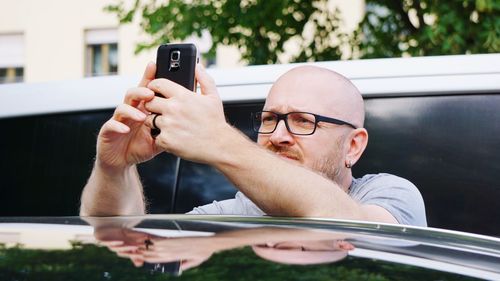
[311,151,344,185]
[311,134,347,185]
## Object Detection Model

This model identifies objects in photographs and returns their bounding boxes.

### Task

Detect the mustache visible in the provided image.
[265,144,302,161]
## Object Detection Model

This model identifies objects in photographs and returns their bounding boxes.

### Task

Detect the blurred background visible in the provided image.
[0,0,498,84]
[1,1,500,237]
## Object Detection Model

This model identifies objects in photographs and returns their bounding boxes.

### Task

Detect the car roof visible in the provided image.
[1,215,499,280]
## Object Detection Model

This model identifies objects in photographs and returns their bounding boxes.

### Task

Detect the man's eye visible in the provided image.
[296,117,314,124]
[262,116,276,123]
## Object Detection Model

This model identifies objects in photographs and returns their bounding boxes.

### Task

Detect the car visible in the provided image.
[0,54,499,236]
[0,215,499,280]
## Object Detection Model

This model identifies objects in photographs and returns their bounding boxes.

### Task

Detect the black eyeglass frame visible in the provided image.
[252,111,358,136]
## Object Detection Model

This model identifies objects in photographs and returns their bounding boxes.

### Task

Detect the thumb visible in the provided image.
[138,62,157,87]
[195,64,219,97]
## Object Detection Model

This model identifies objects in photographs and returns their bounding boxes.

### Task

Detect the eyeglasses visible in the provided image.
[252,111,357,136]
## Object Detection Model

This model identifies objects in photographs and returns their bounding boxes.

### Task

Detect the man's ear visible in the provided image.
[345,128,368,167]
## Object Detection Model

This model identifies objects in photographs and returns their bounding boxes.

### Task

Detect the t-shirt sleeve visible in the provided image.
[351,174,427,227]
[187,198,238,215]
[187,192,265,216]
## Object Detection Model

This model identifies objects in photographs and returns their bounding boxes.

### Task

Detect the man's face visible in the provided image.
[257,70,353,183]
[251,240,353,265]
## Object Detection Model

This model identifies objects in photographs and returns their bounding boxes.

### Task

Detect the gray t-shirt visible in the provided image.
[188,173,427,227]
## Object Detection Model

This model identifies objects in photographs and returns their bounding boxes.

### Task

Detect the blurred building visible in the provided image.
[0,0,363,84]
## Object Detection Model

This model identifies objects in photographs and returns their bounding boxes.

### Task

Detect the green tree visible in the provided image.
[352,0,500,58]
[106,0,500,65]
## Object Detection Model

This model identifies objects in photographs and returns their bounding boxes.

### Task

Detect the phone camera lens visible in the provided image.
[171,50,180,61]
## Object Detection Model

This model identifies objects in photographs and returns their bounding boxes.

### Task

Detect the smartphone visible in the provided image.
[144,260,182,276]
[151,43,198,137]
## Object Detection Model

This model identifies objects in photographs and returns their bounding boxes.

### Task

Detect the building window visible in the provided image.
[87,43,118,76]
[85,29,118,76]
[0,67,23,83]
[0,34,24,84]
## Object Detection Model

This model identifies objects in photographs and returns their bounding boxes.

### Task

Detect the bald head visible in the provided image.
[266,65,365,128]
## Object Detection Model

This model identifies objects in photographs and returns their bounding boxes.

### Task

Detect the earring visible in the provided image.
[345,160,352,169]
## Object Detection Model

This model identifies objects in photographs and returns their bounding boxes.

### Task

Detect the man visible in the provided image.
[80,62,426,226]
[88,216,354,269]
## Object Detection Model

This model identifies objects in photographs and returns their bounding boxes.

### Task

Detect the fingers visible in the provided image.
[147,78,189,99]
[100,104,147,137]
[124,87,155,108]
[99,240,125,247]
[101,242,145,267]
[113,104,147,123]
[117,251,145,265]
[101,81,154,137]
[142,112,160,130]
[100,119,131,135]
[98,63,156,139]
[181,258,205,271]
[146,63,219,98]
[110,245,141,253]
[131,257,144,267]
[143,96,170,116]
[195,64,219,97]
[138,62,157,87]
[141,253,178,264]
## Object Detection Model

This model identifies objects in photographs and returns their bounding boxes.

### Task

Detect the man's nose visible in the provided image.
[269,120,295,146]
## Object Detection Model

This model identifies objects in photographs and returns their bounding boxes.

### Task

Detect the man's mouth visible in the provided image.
[276,152,300,162]
[265,145,302,163]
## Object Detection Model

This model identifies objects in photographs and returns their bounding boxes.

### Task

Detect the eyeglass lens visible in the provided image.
[255,112,316,135]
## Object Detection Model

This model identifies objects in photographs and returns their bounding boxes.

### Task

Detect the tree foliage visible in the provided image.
[353,0,500,58]
[105,0,500,65]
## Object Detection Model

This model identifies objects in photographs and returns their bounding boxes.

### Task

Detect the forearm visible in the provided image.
[80,162,146,216]
[213,128,363,219]
[214,227,342,250]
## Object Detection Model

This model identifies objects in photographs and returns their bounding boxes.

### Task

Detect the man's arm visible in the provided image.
[80,163,146,216]
[80,63,159,216]
[212,128,397,223]
[143,66,398,223]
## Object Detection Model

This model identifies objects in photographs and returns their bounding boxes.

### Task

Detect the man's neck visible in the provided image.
[339,173,353,194]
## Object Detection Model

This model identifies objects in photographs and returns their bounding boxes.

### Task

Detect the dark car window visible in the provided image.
[0,110,179,215]
[0,110,116,215]
[356,94,500,236]
[1,93,499,237]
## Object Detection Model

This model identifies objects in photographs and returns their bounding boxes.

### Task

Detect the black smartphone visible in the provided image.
[144,260,182,276]
[151,43,198,137]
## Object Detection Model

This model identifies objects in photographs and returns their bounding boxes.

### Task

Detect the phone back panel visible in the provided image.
[155,43,198,91]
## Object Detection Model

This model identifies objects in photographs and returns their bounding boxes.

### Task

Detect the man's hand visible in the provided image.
[143,64,230,164]
[140,236,219,271]
[80,63,160,216]
[96,62,162,173]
